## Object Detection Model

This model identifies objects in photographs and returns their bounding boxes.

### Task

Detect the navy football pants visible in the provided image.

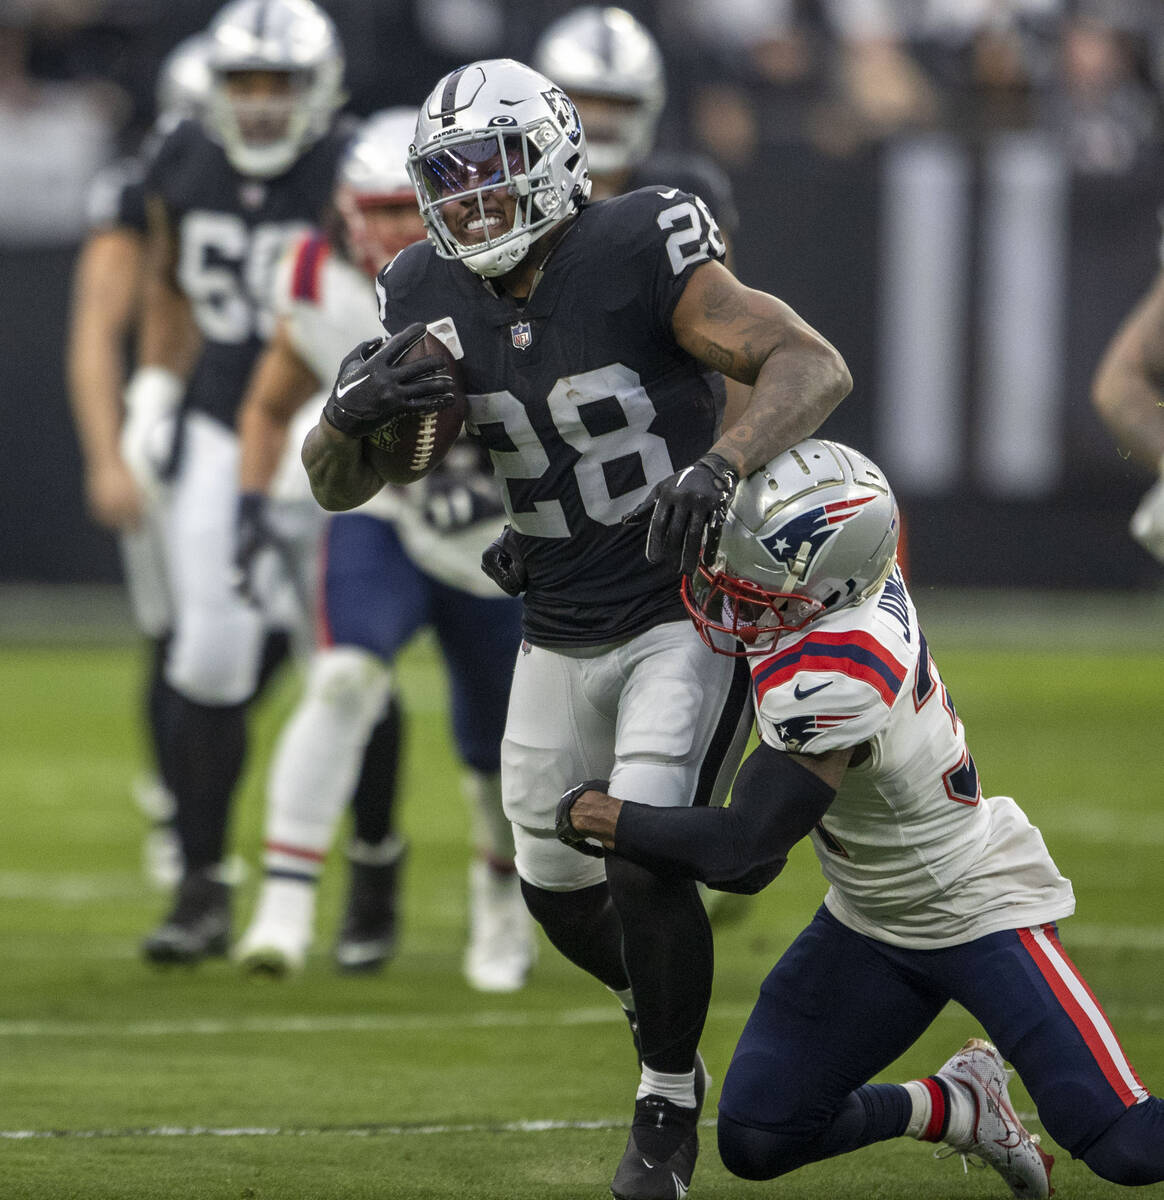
[321,513,522,772]
[718,905,1163,1185]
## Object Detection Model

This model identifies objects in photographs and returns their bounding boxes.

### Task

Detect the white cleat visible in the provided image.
[233,878,316,978]
[463,860,536,993]
[936,1038,1055,1198]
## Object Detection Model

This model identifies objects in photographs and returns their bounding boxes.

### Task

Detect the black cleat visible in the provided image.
[610,1053,709,1200]
[333,841,405,973]
[142,870,231,965]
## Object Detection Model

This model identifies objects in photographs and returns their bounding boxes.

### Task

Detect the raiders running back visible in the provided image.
[376,184,728,645]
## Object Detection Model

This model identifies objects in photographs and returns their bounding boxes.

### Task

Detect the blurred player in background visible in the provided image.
[558,438,1164,1195]
[129,0,351,965]
[303,58,850,1200]
[231,108,533,989]
[1091,244,1164,564]
[532,5,738,235]
[66,32,211,891]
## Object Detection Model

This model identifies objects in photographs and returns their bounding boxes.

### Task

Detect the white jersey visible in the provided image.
[751,567,1074,948]
[270,233,507,596]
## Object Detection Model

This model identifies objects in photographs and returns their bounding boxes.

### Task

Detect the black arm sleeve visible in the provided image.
[612,742,837,894]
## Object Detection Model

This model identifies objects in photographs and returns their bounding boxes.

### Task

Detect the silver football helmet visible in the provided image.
[204,0,345,179]
[156,33,213,122]
[683,440,900,656]
[407,58,591,278]
[533,6,665,177]
[335,108,424,277]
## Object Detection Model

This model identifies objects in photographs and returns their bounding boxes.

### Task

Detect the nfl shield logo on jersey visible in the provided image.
[510,320,533,350]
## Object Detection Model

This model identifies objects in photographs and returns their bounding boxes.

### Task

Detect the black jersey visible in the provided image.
[377,186,728,648]
[626,150,739,243]
[145,118,350,426]
[85,156,148,235]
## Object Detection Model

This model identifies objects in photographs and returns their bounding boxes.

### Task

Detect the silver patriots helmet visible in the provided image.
[204,0,345,179]
[532,6,665,176]
[683,439,900,656]
[335,107,425,278]
[407,58,591,279]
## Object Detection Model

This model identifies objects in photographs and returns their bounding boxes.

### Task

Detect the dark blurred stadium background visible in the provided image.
[2,0,1163,593]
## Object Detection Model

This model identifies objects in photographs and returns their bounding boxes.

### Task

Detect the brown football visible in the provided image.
[362,330,466,486]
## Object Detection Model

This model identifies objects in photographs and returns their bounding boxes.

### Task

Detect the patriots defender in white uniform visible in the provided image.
[232,109,532,987]
[304,59,851,1200]
[559,439,1164,1195]
[130,0,351,964]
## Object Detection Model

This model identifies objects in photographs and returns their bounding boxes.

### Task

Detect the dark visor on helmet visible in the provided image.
[419,134,527,201]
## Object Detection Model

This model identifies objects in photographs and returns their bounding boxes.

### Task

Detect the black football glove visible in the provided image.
[481,524,528,596]
[323,322,455,438]
[622,452,739,576]
[231,491,288,606]
[555,779,611,858]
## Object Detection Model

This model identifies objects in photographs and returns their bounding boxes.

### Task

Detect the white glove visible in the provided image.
[120,366,184,499]
[1130,460,1164,563]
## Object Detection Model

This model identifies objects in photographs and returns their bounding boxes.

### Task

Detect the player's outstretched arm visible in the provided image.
[1092,267,1164,472]
[238,321,322,495]
[558,742,849,893]
[673,260,853,479]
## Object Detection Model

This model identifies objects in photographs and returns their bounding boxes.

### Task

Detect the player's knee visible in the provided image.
[1082,1099,1164,1186]
[717,1113,805,1181]
[306,646,393,726]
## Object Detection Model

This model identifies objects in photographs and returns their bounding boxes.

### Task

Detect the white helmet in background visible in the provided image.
[408,58,590,278]
[533,6,665,176]
[204,0,345,178]
[335,107,424,277]
[683,440,900,656]
[156,33,213,122]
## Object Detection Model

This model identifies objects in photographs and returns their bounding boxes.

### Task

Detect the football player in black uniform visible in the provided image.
[128,0,351,965]
[532,4,738,235]
[303,59,852,1200]
[66,33,211,892]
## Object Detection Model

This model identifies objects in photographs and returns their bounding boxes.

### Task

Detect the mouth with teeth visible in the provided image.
[457,208,509,245]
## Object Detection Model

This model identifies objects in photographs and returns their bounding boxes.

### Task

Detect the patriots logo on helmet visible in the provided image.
[760,495,878,578]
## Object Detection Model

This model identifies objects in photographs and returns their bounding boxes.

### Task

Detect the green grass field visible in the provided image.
[2,593,1163,1200]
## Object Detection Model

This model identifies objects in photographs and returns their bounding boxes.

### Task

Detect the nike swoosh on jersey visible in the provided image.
[335,374,369,398]
[793,680,833,700]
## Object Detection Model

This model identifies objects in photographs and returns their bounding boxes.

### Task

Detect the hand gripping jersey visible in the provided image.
[376,186,728,646]
[144,117,350,427]
[751,567,1075,948]
[272,232,507,596]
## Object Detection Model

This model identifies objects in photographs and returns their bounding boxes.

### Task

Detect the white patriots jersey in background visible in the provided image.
[751,566,1075,948]
[268,232,508,597]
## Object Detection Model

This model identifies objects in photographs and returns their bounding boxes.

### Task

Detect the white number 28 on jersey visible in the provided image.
[657,195,725,276]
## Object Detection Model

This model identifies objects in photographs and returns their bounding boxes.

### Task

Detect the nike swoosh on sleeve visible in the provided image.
[793,680,833,700]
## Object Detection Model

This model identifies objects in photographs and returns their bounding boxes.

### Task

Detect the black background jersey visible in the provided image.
[626,151,739,243]
[145,119,351,426]
[85,156,148,235]
[378,187,728,647]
